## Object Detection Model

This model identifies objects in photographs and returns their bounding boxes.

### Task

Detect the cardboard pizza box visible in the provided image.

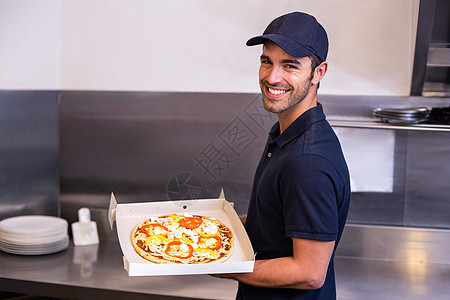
[108,190,255,276]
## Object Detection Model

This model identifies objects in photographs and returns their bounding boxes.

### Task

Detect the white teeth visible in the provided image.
[268,87,287,95]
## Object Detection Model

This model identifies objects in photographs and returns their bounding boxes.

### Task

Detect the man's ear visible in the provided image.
[312,61,328,85]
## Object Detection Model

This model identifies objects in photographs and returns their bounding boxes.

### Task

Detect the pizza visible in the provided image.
[131,214,233,264]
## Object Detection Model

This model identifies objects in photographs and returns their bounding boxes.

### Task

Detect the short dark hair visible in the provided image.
[309,54,324,89]
[310,54,323,71]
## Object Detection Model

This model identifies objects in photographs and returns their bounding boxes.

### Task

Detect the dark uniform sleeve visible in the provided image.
[280,154,340,241]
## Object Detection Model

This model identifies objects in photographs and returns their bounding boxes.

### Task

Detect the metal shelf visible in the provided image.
[329,119,450,132]
[427,45,450,67]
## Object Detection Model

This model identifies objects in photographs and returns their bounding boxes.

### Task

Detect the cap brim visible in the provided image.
[246,34,314,59]
[246,35,266,46]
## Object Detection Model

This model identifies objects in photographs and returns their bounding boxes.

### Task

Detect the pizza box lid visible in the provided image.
[108,190,255,276]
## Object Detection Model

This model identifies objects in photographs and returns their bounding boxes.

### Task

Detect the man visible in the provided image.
[216,12,351,299]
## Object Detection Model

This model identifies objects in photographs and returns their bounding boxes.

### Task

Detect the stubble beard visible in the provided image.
[261,79,312,114]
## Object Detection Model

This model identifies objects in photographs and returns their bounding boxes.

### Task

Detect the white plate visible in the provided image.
[0,236,69,255]
[0,215,68,235]
[0,235,69,249]
[0,231,68,245]
[0,228,67,236]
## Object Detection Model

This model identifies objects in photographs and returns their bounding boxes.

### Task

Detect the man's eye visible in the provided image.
[286,64,297,69]
[261,59,271,65]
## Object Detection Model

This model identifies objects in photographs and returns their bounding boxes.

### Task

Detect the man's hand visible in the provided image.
[239,214,247,226]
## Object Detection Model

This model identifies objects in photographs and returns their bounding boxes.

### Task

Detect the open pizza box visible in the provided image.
[108,189,255,276]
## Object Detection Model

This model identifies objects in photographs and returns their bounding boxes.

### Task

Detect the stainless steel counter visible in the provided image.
[1,225,450,300]
[0,239,237,300]
[336,224,450,300]
[335,257,450,300]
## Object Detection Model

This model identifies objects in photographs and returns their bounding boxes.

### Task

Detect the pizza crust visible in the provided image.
[131,215,233,264]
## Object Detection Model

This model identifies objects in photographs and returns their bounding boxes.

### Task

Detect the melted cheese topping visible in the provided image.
[133,214,232,264]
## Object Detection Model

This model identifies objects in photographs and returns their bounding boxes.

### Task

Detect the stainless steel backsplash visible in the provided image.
[0,91,59,220]
[1,90,449,239]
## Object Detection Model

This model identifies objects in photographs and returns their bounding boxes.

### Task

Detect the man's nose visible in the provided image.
[266,66,283,84]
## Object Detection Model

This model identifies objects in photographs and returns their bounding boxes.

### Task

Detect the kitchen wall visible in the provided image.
[2,0,449,232]
[0,91,59,220]
[56,92,450,236]
[0,0,60,89]
[1,0,420,95]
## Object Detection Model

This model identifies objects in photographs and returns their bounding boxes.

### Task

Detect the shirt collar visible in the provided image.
[268,103,326,148]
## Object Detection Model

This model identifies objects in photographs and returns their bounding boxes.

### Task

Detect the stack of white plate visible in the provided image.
[373,107,429,124]
[0,215,69,255]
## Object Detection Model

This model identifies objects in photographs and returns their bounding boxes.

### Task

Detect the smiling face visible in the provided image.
[258,41,324,123]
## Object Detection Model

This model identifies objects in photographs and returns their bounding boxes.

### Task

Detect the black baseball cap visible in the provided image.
[246,12,329,61]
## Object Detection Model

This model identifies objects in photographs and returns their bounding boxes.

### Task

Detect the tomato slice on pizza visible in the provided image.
[179,217,203,229]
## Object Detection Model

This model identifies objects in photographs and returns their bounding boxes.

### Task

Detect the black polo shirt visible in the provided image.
[238,103,350,300]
